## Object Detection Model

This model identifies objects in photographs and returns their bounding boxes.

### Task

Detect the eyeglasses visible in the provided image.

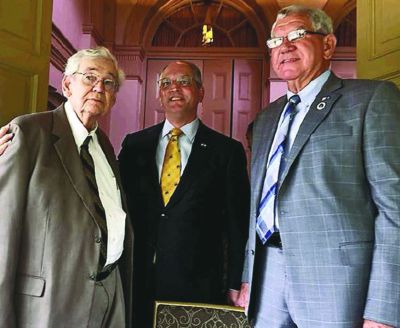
[157,76,195,90]
[266,28,326,49]
[73,72,118,92]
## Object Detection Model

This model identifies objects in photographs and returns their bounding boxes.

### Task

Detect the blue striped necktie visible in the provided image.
[256,94,301,244]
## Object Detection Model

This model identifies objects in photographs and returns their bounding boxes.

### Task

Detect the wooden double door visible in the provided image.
[144,58,263,149]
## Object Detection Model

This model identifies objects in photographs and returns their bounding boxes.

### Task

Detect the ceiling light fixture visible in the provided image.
[202,0,214,46]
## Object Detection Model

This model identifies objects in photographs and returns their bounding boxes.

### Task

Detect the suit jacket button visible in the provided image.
[95,236,101,243]
[89,273,96,280]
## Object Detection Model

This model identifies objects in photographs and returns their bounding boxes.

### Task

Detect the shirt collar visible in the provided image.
[162,118,199,143]
[287,70,331,109]
[65,101,98,150]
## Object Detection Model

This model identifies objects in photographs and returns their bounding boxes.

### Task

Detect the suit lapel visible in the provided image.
[142,123,165,206]
[279,74,343,183]
[51,105,99,221]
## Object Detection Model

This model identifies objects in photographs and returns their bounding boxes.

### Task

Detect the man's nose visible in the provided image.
[92,79,105,92]
[169,80,182,90]
[280,37,295,52]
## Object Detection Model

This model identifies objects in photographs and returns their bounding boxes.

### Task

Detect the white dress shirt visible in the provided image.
[156,118,199,180]
[65,102,126,266]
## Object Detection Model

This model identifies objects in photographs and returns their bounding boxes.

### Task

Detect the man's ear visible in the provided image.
[62,76,72,97]
[198,86,205,103]
[322,34,337,60]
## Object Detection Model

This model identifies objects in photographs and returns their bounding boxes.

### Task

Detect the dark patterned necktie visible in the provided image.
[80,136,107,269]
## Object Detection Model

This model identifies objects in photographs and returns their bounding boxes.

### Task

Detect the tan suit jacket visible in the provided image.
[0,105,133,327]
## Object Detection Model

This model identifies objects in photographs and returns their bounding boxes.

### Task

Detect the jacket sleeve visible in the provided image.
[363,81,400,327]
[224,141,250,290]
[0,123,30,328]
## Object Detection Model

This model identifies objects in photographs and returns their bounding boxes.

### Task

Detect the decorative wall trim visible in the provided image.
[332,46,356,60]
[50,23,76,72]
[114,46,145,81]
[48,85,66,110]
[145,47,265,59]
[82,24,104,45]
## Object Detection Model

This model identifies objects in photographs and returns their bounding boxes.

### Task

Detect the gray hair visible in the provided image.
[272,5,333,36]
[160,60,203,87]
[64,46,125,87]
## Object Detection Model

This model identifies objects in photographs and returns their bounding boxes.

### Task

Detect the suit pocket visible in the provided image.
[16,274,45,297]
[310,125,353,139]
[339,241,373,266]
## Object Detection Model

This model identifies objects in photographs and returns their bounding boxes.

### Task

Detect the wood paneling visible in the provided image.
[0,0,52,124]
[232,59,262,160]
[202,60,233,136]
[357,0,400,85]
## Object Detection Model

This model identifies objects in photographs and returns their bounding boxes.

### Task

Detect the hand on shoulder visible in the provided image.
[0,124,13,155]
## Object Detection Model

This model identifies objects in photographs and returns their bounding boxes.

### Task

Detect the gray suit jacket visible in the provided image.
[246,74,400,327]
[0,105,134,327]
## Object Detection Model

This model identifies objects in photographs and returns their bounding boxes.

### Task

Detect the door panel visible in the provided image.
[201,60,233,136]
[232,59,262,152]
[357,0,400,86]
[0,0,53,124]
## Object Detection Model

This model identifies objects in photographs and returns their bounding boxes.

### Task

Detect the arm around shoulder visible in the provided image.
[0,123,31,327]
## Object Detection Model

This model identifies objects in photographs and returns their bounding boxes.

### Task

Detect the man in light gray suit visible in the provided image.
[0,47,133,327]
[244,5,400,328]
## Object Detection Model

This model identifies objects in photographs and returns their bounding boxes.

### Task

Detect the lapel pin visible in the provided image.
[321,96,331,101]
[200,143,207,148]
[316,102,326,110]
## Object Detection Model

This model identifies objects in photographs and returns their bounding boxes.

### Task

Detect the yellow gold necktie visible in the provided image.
[161,128,183,205]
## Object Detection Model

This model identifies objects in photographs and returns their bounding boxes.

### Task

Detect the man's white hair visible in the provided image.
[64,46,125,88]
[272,4,333,36]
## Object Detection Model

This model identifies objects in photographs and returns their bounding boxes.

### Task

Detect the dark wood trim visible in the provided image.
[51,23,76,72]
[82,24,104,45]
[48,85,66,111]
[332,46,356,61]
[145,47,265,59]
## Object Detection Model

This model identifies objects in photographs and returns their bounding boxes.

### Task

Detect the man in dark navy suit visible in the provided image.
[119,60,250,327]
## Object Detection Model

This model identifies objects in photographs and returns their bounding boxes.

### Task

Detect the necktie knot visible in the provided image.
[289,94,301,106]
[170,128,182,137]
[170,128,182,142]
[81,136,92,149]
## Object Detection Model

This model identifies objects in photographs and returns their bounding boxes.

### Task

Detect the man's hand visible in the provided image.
[227,289,240,306]
[227,283,249,308]
[236,283,249,308]
[0,124,13,155]
[363,319,394,328]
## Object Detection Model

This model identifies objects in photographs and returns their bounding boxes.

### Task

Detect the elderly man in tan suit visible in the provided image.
[0,47,133,328]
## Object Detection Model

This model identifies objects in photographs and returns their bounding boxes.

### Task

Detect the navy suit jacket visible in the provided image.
[119,121,249,324]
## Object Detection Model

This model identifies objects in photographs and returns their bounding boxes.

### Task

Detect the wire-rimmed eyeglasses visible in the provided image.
[266,28,327,49]
[157,76,196,90]
[73,72,118,92]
